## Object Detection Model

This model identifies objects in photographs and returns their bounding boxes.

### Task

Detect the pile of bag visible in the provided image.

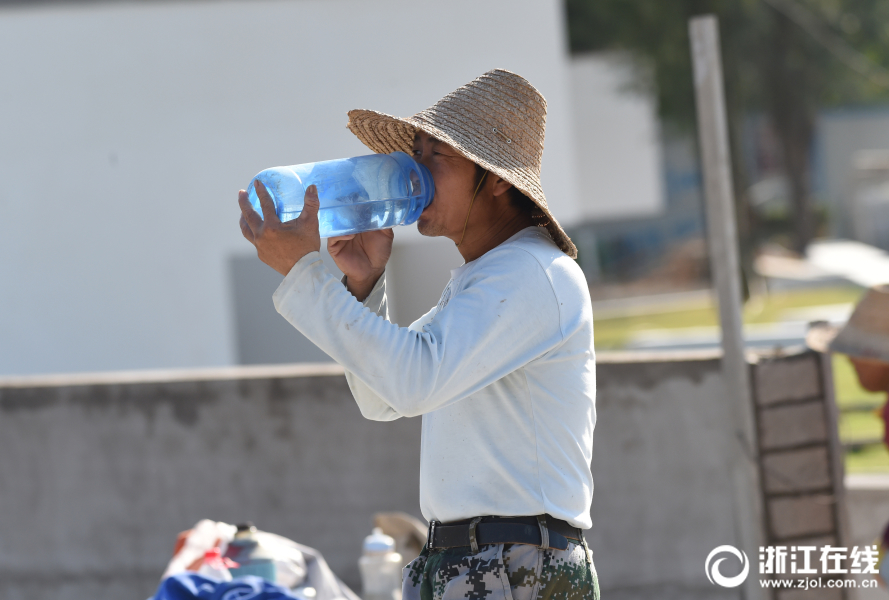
[151,520,360,600]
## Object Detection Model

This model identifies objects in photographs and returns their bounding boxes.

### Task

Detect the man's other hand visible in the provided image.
[328,229,393,302]
[238,181,321,276]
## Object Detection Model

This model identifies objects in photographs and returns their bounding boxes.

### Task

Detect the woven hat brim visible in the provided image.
[831,324,889,363]
[805,320,889,363]
[826,284,889,362]
[346,108,577,259]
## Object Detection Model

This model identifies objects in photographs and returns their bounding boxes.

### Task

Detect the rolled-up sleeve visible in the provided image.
[272,247,563,418]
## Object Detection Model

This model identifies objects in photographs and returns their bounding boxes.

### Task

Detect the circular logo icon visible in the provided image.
[705,545,750,588]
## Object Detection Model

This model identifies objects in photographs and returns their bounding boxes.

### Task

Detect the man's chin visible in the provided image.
[417,218,440,237]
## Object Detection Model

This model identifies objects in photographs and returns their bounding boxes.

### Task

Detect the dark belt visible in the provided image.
[426,514,583,552]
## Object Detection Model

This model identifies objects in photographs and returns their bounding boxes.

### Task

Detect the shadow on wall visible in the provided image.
[229,253,340,364]
[229,236,465,364]
[385,237,464,327]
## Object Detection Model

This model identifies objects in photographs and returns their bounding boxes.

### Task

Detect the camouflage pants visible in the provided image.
[402,540,600,600]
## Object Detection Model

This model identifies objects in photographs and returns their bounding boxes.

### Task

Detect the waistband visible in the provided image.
[426,514,583,552]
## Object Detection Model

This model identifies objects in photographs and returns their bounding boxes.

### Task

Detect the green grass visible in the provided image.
[593,284,889,473]
[843,444,889,473]
[593,284,866,350]
[593,306,717,348]
[743,286,865,324]
[838,408,883,440]
[832,354,889,473]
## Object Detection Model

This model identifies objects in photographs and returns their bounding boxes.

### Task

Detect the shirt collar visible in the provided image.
[450,226,545,279]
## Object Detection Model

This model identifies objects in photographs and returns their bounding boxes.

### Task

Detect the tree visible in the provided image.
[565,0,889,253]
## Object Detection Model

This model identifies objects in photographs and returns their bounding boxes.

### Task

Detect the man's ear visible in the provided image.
[491,174,513,198]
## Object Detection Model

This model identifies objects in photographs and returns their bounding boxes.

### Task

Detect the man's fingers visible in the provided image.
[298,185,320,227]
[254,180,280,224]
[327,234,354,253]
[328,234,356,243]
[238,190,263,233]
[239,215,255,244]
[328,240,356,259]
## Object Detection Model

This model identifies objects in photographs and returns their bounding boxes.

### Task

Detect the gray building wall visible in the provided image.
[0,0,581,378]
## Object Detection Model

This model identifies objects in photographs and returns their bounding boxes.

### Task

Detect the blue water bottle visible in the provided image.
[246,151,435,238]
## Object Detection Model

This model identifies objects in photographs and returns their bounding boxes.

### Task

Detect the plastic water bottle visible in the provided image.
[247,152,435,238]
[224,523,277,582]
[358,528,403,600]
[197,547,235,581]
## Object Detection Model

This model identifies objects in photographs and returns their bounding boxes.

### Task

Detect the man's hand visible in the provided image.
[328,229,394,302]
[238,181,321,276]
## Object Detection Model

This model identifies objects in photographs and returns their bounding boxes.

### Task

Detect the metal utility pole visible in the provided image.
[689,15,767,600]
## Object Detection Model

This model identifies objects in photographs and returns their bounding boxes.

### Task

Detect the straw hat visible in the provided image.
[806,284,889,363]
[346,68,577,258]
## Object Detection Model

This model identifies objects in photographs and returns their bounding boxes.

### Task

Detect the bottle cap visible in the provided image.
[234,522,258,538]
[362,527,396,554]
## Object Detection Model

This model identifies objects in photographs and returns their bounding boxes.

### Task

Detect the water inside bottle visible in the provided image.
[254,186,415,237]
[314,197,412,237]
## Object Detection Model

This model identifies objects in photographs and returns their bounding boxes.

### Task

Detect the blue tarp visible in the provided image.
[151,574,308,600]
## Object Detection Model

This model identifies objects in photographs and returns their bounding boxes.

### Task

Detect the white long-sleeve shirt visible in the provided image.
[273,226,596,529]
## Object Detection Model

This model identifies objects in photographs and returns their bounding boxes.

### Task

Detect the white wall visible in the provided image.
[818,108,889,238]
[569,53,664,221]
[0,0,579,376]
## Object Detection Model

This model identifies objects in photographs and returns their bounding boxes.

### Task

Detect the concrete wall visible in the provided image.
[0,350,772,600]
[590,351,742,600]
[0,364,422,599]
